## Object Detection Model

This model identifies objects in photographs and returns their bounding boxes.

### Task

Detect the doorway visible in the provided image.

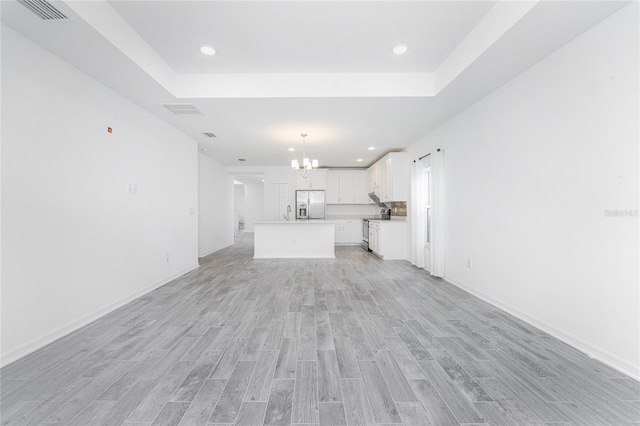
[233,174,264,236]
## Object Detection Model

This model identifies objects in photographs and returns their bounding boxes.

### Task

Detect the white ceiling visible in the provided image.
[108,1,495,74]
[1,0,629,168]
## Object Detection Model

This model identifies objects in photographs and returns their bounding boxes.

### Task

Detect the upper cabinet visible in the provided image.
[351,172,368,204]
[326,171,340,203]
[368,162,382,197]
[294,169,327,190]
[326,170,368,204]
[367,152,407,202]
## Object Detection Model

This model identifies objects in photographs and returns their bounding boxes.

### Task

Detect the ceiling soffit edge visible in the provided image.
[62,0,537,99]
[175,73,435,98]
[435,0,539,92]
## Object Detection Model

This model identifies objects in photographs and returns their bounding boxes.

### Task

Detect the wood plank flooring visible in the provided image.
[2,233,639,425]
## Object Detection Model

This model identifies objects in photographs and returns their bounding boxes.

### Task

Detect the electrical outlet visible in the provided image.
[166,253,170,262]
[467,259,472,269]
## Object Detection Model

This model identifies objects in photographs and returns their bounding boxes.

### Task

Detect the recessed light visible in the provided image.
[368,146,375,150]
[356,159,364,162]
[200,45,216,56]
[288,148,295,152]
[393,44,408,55]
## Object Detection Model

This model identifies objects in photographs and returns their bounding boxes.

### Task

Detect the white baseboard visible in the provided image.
[198,241,234,258]
[0,263,200,368]
[444,275,640,381]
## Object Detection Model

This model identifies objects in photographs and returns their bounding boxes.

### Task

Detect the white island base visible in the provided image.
[254,221,335,258]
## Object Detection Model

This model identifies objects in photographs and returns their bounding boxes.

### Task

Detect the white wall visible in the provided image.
[1,25,200,365]
[198,154,235,257]
[244,183,264,232]
[406,4,639,378]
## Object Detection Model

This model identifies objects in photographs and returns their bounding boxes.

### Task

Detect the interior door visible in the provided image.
[279,184,290,220]
[270,183,290,220]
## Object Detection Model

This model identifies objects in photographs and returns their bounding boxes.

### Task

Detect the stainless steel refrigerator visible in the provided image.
[296,190,325,220]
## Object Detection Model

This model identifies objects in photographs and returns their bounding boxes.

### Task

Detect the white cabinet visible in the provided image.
[334,220,362,245]
[326,171,340,203]
[382,157,392,201]
[338,173,355,202]
[352,172,368,203]
[368,152,407,202]
[369,221,380,254]
[326,170,368,204]
[369,220,407,259]
[294,169,327,190]
[368,162,382,198]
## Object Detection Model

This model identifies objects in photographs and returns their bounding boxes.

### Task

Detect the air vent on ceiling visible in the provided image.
[18,0,68,20]
[203,132,217,138]
[162,104,202,115]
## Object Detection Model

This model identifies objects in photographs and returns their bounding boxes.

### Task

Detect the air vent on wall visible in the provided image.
[203,133,217,138]
[162,104,202,115]
[18,0,68,20]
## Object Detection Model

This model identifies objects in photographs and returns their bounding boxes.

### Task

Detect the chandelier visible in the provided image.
[291,133,318,178]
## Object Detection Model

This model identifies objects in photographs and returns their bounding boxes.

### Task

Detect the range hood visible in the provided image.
[368,192,390,207]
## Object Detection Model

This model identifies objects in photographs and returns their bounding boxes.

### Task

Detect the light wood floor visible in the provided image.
[2,234,639,425]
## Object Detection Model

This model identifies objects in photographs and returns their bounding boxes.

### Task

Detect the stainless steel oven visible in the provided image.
[362,219,370,251]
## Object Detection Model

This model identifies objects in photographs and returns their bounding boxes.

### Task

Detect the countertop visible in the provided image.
[255,217,407,224]
[255,220,336,224]
[326,215,369,220]
[328,215,406,222]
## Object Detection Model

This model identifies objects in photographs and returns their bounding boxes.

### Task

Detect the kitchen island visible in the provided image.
[254,220,335,258]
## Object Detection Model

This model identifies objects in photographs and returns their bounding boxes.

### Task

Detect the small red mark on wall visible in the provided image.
[107,127,113,133]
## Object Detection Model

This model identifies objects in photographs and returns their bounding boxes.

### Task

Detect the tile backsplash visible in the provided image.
[389,201,407,216]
